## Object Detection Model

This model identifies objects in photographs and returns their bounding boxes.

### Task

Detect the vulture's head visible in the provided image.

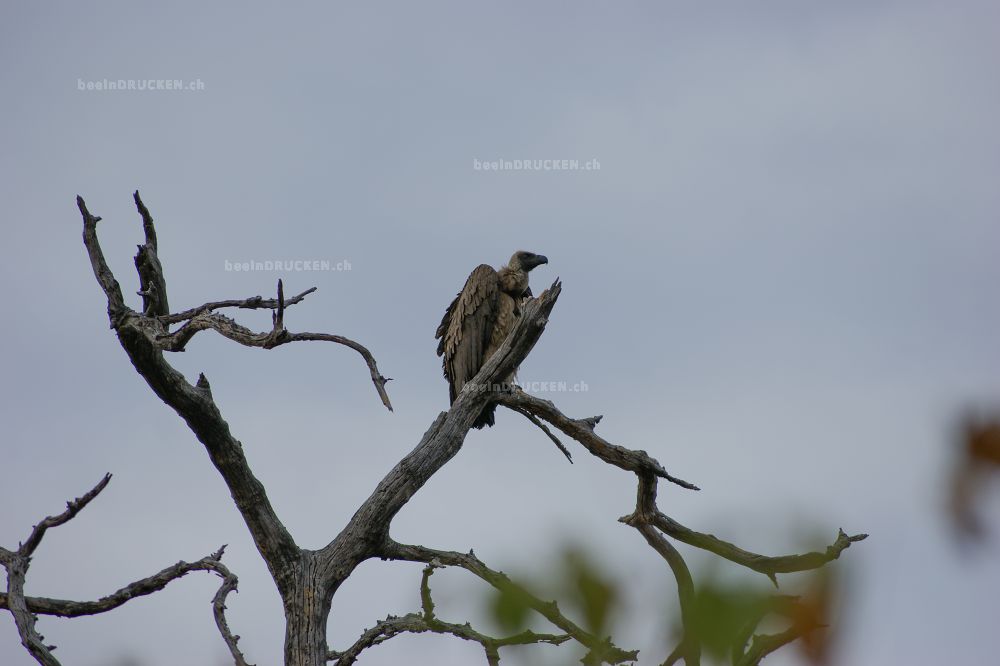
[510,250,548,272]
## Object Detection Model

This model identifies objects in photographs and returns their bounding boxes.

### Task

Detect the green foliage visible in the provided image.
[687,581,768,660]
[486,545,622,639]
[562,548,619,637]
[489,585,534,633]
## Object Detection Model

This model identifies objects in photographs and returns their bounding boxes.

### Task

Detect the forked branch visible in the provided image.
[76,192,398,597]
[497,391,698,490]
[0,477,251,666]
[618,467,864,663]
[0,475,112,666]
[78,192,392,410]
[329,563,570,666]
[380,541,639,665]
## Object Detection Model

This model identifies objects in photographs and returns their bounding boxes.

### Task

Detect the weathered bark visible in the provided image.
[283,552,334,666]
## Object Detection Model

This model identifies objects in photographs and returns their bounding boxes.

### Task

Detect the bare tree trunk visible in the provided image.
[283,554,333,666]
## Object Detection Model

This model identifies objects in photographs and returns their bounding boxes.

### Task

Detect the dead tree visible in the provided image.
[0,192,866,666]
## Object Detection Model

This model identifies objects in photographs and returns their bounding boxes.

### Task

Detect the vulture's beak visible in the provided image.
[530,255,549,269]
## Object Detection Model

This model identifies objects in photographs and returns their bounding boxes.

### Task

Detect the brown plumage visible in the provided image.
[435,251,548,428]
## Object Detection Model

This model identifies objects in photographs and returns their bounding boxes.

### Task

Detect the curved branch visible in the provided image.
[497,391,698,490]
[21,474,111,556]
[1,477,251,666]
[634,524,700,666]
[155,278,391,411]
[0,549,252,665]
[4,557,58,666]
[735,628,802,666]
[0,549,225,613]
[329,563,569,666]
[328,612,569,666]
[0,475,112,665]
[650,514,866,580]
[132,190,169,316]
[155,311,393,411]
[511,405,573,463]
[284,332,393,411]
[618,467,862,663]
[381,540,638,665]
[733,596,823,666]
[77,196,126,316]
[623,473,865,584]
[209,547,255,666]
[160,286,317,324]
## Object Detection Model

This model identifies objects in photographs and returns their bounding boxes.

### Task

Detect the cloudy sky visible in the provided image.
[2,2,999,665]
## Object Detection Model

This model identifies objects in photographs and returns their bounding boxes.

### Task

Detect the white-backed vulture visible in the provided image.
[435,251,549,428]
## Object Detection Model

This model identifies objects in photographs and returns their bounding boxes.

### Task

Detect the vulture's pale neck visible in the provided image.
[498,262,529,296]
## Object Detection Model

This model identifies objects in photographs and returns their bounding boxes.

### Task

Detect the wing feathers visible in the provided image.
[435,264,501,403]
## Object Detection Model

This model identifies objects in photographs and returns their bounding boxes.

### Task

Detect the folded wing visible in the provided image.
[435,264,501,404]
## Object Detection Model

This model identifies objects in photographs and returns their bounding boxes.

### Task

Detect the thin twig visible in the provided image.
[512,405,573,462]
[498,391,698,490]
[21,474,111,556]
[330,561,570,666]
[160,287,317,324]
[381,540,638,665]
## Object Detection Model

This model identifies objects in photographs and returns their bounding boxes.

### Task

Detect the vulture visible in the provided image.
[435,251,549,428]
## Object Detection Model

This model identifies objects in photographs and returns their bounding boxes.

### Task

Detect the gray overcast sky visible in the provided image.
[2,2,999,665]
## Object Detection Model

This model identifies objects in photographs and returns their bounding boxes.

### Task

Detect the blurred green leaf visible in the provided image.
[688,581,766,659]
[489,585,533,633]
[562,547,620,637]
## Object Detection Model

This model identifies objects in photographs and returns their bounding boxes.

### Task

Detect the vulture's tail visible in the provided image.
[473,404,496,429]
